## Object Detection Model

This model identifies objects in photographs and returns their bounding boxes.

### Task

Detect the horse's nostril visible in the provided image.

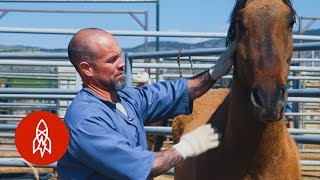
[280,87,286,97]
[278,86,288,107]
[251,87,263,107]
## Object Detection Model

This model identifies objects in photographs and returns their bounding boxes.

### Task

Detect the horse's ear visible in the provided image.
[79,61,94,77]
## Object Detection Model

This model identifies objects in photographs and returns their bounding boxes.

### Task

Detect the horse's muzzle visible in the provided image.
[250,84,287,123]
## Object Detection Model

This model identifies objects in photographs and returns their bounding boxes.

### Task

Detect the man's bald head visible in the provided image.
[68,28,115,72]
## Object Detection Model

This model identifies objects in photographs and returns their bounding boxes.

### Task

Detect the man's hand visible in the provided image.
[149,124,219,177]
[172,124,219,159]
[209,42,236,80]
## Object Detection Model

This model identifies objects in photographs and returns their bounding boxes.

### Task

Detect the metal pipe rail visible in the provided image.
[295,99,319,107]
[300,160,320,166]
[0,102,56,107]
[0,116,315,122]
[285,112,320,116]
[3,125,320,144]
[0,27,320,41]
[0,88,78,94]
[0,88,319,97]
[162,74,320,80]
[130,63,320,72]
[1,52,320,62]
[0,118,27,121]
[0,115,64,120]
[0,94,75,99]
[293,136,320,144]
[0,115,26,118]
[0,72,75,77]
[0,132,14,138]
[0,98,317,105]
[0,60,72,66]
[303,121,320,124]
[164,57,320,63]
[0,158,56,168]
[1,125,319,136]
[289,128,320,134]
[0,8,147,14]
[2,60,320,71]
[288,89,320,97]
[0,52,68,59]
[0,75,73,81]
[144,127,320,135]
[0,0,158,2]
[288,97,320,103]
[291,58,320,62]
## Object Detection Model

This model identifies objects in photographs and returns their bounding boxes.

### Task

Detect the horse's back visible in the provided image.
[172,88,230,143]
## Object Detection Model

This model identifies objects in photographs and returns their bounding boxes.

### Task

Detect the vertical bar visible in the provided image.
[144,10,148,52]
[155,0,160,51]
[125,53,132,86]
[144,10,151,76]
[155,0,160,81]
[293,16,303,128]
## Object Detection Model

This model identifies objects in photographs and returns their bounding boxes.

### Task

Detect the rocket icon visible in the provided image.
[32,119,52,158]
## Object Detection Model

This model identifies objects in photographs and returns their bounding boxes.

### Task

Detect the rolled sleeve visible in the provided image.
[121,79,192,123]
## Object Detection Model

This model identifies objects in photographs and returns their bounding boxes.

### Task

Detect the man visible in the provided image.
[132,71,150,87]
[57,28,235,179]
[285,103,294,128]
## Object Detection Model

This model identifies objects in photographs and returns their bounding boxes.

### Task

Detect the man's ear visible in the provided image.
[79,61,94,77]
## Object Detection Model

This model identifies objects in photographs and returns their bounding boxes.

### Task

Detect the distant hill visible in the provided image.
[0,28,320,54]
[0,45,66,53]
[123,38,226,52]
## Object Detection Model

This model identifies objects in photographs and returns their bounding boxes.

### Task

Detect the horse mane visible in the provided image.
[226,0,296,47]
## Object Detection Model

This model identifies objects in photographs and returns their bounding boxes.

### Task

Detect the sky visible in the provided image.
[0,0,319,49]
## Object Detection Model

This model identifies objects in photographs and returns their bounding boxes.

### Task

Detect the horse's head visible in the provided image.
[227,0,296,123]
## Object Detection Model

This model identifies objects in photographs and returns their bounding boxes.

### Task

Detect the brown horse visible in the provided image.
[173,0,300,179]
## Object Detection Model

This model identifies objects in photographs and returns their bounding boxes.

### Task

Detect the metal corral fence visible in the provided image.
[0,0,318,178]
[0,32,320,176]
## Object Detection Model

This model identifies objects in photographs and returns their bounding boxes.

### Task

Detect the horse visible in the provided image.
[172,0,300,179]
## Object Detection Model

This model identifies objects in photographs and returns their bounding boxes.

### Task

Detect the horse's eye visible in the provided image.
[288,19,296,30]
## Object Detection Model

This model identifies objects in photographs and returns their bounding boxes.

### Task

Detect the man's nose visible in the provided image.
[117,58,125,68]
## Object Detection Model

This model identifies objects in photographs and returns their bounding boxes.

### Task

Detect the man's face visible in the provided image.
[90,36,126,91]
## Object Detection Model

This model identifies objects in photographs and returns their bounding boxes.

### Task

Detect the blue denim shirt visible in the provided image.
[57,79,191,180]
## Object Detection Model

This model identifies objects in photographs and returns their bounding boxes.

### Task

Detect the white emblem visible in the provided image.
[32,119,52,158]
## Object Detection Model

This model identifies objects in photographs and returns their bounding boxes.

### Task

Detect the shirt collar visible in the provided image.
[81,87,123,110]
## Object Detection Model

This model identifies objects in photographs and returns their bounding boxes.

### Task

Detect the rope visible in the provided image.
[13,158,40,180]
[189,56,195,76]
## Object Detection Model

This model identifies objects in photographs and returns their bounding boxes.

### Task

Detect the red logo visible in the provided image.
[15,111,69,165]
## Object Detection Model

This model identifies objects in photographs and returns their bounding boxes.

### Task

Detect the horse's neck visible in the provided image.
[223,77,288,172]
[225,78,263,146]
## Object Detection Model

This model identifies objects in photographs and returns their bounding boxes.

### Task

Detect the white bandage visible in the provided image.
[172,124,219,159]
